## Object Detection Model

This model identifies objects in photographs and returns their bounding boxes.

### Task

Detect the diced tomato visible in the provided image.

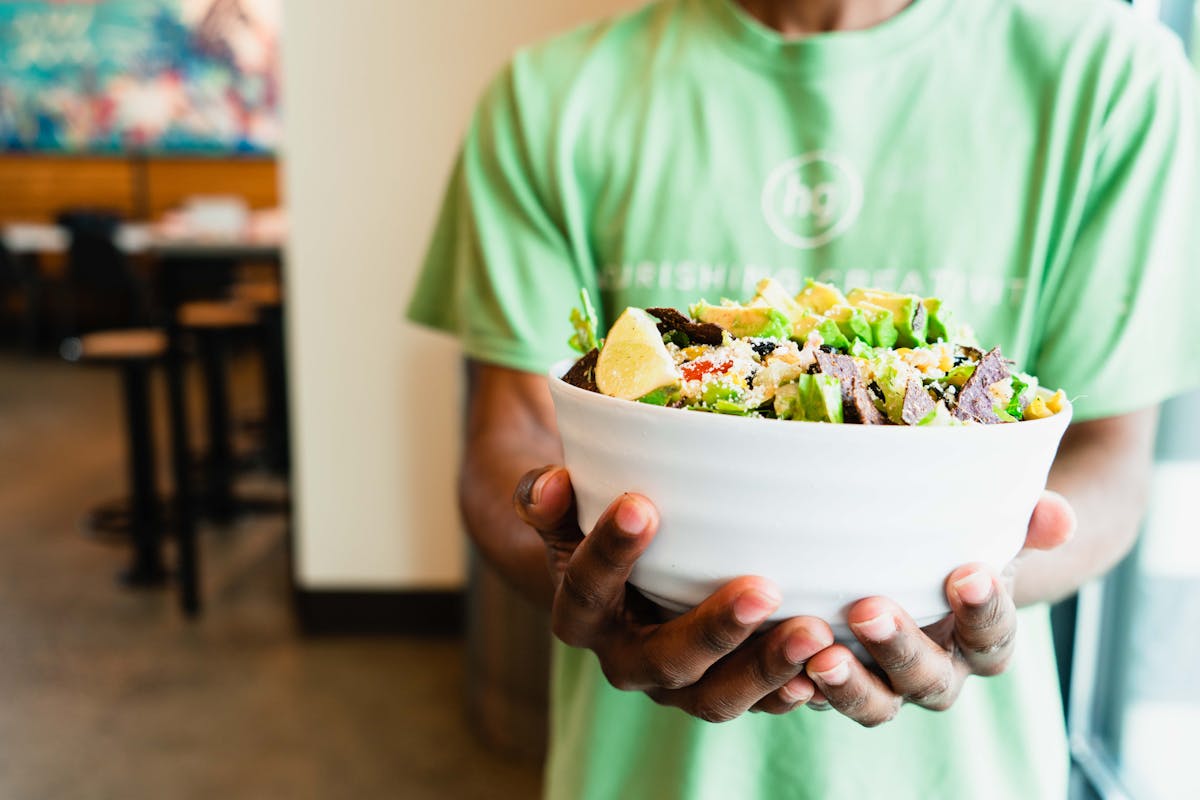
[681,359,732,383]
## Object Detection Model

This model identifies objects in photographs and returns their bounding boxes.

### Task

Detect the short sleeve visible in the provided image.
[1034,42,1200,421]
[406,62,597,374]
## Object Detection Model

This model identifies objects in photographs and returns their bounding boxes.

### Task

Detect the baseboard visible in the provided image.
[294,588,465,636]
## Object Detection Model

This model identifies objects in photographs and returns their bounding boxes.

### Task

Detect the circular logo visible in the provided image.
[761,152,863,249]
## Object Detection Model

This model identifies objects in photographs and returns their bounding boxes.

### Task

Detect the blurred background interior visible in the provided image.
[0,1,1196,798]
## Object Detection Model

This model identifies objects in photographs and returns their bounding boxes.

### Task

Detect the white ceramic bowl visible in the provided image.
[548,359,1072,635]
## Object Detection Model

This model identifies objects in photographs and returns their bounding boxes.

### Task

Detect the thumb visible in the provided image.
[1024,490,1076,552]
[515,466,578,535]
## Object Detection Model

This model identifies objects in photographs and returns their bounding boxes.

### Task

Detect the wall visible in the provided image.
[281,0,633,590]
[0,156,277,221]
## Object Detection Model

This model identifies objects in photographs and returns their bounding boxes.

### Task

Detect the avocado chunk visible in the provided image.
[753,278,807,324]
[791,312,851,350]
[924,297,950,343]
[825,304,875,346]
[692,302,791,340]
[775,375,843,423]
[698,379,755,415]
[637,385,680,406]
[873,363,934,425]
[795,279,848,315]
[853,302,899,349]
[796,374,844,423]
[944,363,975,388]
[847,288,927,348]
[773,382,799,420]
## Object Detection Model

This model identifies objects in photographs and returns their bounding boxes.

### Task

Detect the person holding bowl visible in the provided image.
[408,0,1200,797]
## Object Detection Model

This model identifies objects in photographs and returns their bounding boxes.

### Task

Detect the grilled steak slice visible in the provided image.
[901,374,936,426]
[646,307,724,346]
[562,348,600,393]
[952,347,1009,424]
[814,349,888,425]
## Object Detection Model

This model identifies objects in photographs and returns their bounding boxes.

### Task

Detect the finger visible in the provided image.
[514,466,579,544]
[595,576,777,692]
[648,617,833,722]
[1023,490,1076,551]
[847,598,962,711]
[806,645,902,728]
[807,689,830,711]
[623,576,782,689]
[551,494,657,648]
[751,675,815,715]
[945,565,1018,677]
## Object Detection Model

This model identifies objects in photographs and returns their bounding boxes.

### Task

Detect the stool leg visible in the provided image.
[166,327,200,616]
[261,306,290,475]
[119,361,167,587]
[199,329,236,524]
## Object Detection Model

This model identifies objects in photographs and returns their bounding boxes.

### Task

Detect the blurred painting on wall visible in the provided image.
[0,0,281,154]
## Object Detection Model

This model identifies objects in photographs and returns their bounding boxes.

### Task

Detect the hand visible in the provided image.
[788,491,1077,726]
[514,465,835,722]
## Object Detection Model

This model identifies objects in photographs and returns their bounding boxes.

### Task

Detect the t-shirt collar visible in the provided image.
[700,0,952,74]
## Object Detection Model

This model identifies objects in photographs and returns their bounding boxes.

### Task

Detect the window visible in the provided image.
[1064,7,1199,799]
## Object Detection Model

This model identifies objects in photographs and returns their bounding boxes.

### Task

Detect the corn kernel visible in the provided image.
[1025,396,1051,420]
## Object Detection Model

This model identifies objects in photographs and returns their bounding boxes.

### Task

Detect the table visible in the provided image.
[2,215,284,259]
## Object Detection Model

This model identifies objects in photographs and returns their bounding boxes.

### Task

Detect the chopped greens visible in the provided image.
[567,288,601,354]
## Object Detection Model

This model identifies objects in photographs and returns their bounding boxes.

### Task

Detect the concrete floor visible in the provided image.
[0,353,543,800]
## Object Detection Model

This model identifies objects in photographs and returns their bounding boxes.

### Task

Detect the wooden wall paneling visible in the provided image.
[0,157,135,222]
[143,158,280,217]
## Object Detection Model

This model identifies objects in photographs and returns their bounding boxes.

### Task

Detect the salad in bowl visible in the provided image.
[548,278,1072,629]
[562,278,1067,427]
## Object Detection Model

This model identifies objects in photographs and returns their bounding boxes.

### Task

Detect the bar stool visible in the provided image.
[231,279,290,475]
[62,329,170,587]
[177,300,257,525]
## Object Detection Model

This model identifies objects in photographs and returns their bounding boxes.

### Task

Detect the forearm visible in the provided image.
[1013,408,1158,606]
[460,431,561,608]
[459,362,566,609]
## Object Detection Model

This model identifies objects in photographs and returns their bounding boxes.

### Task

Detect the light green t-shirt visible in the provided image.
[408,0,1200,797]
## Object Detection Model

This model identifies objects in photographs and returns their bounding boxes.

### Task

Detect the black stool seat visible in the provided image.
[66,327,169,588]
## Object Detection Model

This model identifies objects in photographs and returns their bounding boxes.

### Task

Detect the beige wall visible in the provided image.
[282,0,633,589]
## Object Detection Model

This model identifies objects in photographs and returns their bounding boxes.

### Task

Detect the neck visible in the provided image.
[735,0,913,36]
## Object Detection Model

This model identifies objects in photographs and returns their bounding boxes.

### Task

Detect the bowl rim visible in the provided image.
[548,357,1073,434]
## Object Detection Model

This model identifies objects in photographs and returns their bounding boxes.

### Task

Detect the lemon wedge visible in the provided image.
[595,308,680,400]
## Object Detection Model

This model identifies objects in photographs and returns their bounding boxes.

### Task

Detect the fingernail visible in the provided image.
[850,612,896,643]
[953,571,993,606]
[733,588,780,625]
[530,469,556,506]
[614,497,650,535]
[779,676,811,704]
[810,660,850,687]
[784,632,816,664]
